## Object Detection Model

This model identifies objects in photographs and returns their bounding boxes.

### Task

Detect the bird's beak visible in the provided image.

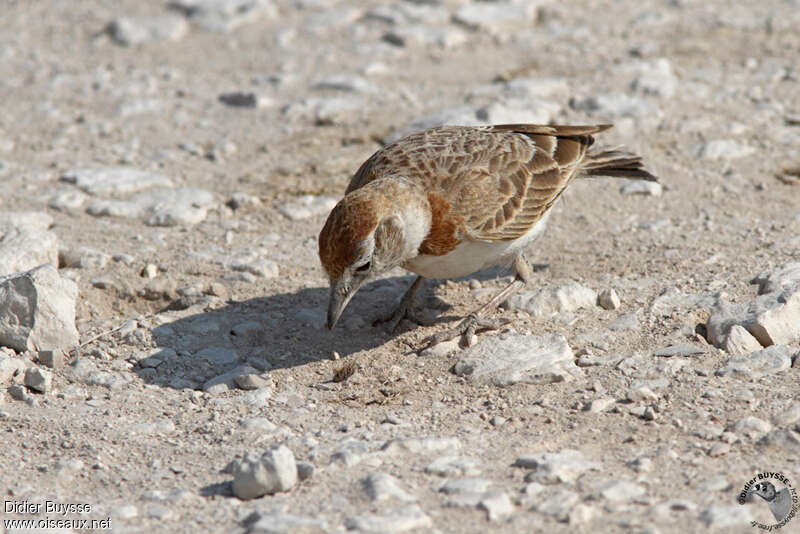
[327,281,356,330]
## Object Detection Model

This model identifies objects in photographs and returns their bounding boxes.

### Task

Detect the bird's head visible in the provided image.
[318,189,406,330]
[751,482,777,502]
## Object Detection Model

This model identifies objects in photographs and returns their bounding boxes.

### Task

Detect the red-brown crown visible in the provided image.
[318,192,379,280]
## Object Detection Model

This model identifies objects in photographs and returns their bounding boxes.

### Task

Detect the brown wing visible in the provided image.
[345,124,607,243]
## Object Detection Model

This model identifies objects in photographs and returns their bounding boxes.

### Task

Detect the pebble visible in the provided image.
[279,195,337,221]
[62,167,172,195]
[752,262,800,294]
[514,449,599,484]
[245,512,326,534]
[218,92,271,109]
[773,401,800,426]
[419,339,460,357]
[708,443,731,457]
[582,397,615,413]
[48,190,88,211]
[170,0,278,32]
[532,489,580,521]
[108,15,189,46]
[230,445,298,500]
[478,491,514,521]
[628,58,679,98]
[60,247,110,269]
[234,373,270,390]
[439,477,492,495]
[597,288,621,310]
[503,281,597,317]
[383,25,467,49]
[424,455,481,477]
[731,416,772,440]
[723,324,762,355]
[0,212,59,276]
[313,75,375,94]
[345,504,432,533]
[598,480,645,502]
[111,504,138,519]
[382,437,461,455]
[87,188,217,227]
[203,365,260,394]
[698,505,752,528]
[453,2,540,34]
[650,287,717,317]
[24,367,52,393]
[296,461,315,481]
[698,139,755,160]
[453,332,581,386]
[653,344,705,357]
[240,417,278,433]
[716,345,792,378]
[0,265,79,352]
[627,386,658,403]
[363,472,416,502]
[619,180,663,196]
[609,312,639,331]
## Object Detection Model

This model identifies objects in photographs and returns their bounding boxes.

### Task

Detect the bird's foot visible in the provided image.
[421,313,511,350]
[373,303,431,334]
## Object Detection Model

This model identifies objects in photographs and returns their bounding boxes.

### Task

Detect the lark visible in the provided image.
[318,124,657,347]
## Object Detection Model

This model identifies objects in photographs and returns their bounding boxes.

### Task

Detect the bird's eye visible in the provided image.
[355,262,371,273]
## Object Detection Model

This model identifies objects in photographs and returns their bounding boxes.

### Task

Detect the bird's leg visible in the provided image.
[373,276,430,333]
[422,255,533,349]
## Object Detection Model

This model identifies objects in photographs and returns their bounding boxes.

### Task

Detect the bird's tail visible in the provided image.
[582,148,658,182]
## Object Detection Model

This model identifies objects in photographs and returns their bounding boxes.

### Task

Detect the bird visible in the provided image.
[750,481,792,522]
[318,123,657,347]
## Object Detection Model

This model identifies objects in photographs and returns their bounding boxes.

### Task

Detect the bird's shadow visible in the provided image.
[135,264,547,390]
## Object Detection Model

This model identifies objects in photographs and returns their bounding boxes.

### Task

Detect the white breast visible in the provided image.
[403,212,551,279]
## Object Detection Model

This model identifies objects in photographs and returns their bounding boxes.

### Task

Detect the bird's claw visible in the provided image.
[420,313,511,350]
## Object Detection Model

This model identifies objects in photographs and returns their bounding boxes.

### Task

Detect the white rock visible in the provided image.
[533,489,580,520]
[170,0,277,32]
[453,332,581,386]
[0,265,79,352]
[382,437,461,455]
[383,25,467,49]
[282,96,364,125]
[345,504,432,533]
[514,449,599,484]
[439,478,492,495]
[698,139,755,160]
[582,397,615,413]
[698,505,752,528]
[479,492,514,521]
[279,195,337,221]
[231,445,298,500]
[504,281,597,317]
[619,180,663,196]
[425,456,481,477]
[597,288,621,310]
[363,472,416,502]
[716,345,792,378]
[87,188,216,226]
[752,262,800,294]
[0,353,26,384]
[108,15,189,46]
[59,247,110,269]
[0,211,59,277]
[629,58,679,98]
[48,190,88,211]
[773,402,800,426]
[475,99,560,126]
[627,386,658,403]
[203,365,259,394]
[732,416,772,440]
[61,167,173,195]
[723,324,763,355]
[598,480,645,502]
[453,2,541,34]
[313,75,376,94]
[24,367,52,393]
[246,512,326,534]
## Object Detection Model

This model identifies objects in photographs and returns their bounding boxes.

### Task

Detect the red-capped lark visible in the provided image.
[319,124,657,347]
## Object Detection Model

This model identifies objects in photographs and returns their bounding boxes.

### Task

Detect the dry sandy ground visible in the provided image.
[1,0,800,532]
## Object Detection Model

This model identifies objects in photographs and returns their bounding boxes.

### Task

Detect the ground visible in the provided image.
[1,0,799,533]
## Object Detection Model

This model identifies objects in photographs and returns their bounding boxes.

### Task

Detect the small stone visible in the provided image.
[598,480,645,502]
[231,445,298,500]
[363,472,416,502]
[439,478,492,495]
[453,2,540,34]
[568,503,600,524]
[425,456,481,477]
[296,461,315,481]
[773,401,800,426]
[620,180,663,196]
[732,416,772,440]
[111,504,138,519]
[234,374,270,391]
[142,264,158,279]
[108,15,189,46]
[382,437,461,455]
[597,288,621,310]
[453,332,581,386]
[627,386,658,403]
[609,313,639,331]
[716,345,792,378]
[24,367,52,393]
[582,397,615,413]
[479,492,513,521]
[169,0,278,32]
[240,417,278,433]
[723,325,763,355]
[60,247,110,269]
[533,489,580,521]
[504,281,597,318]
[345,504,432,533]
[653,344,705,357]
[708,443,731,457]
[0,211,59,277]
[279,195,337,221]
[218,92,270,109]
[643,407,657,421]
[419,339,460,357]
[514,449,599,484]
[699,139,755,160]
[246,512,326,534]
[0,265,79,352]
